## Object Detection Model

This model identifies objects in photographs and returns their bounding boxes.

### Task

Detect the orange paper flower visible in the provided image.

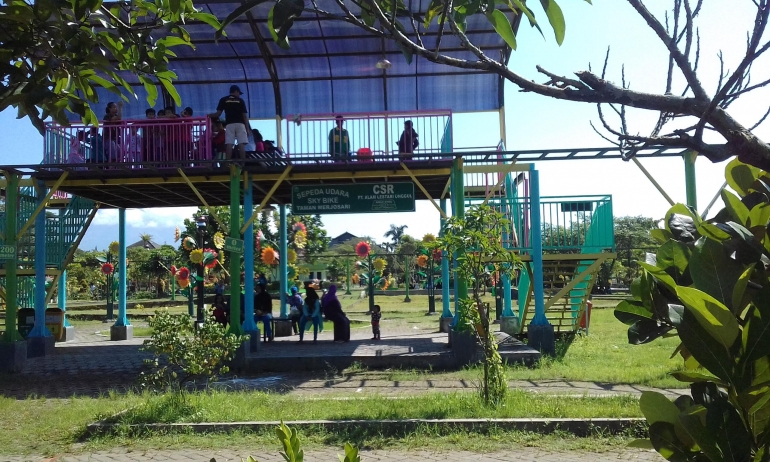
[261,247,278,265]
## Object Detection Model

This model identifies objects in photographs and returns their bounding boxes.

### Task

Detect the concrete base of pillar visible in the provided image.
[0,341,27,372]
[439,317,453,333]
[110,325,133,341]
[231,339,250,372]
[27,336,55,358]
[500,316,520,336]
[528,323,555,356]
[274,319,293,337]
[244,329,260,353]
[59,325,76,342]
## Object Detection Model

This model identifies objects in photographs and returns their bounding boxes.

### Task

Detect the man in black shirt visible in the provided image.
[254,284,273,340]
[209,85,250,160]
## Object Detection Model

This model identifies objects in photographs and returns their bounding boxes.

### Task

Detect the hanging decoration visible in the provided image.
[182,236,196,251]
[174,227,181,242]
[294,229,307,249]
[189,249,204,264]
[101,263,114,275]
[261,246,278,265]
[212,232,225,249]
[109,241,119,254]
[355,241,371,258]
[417,255,429,268]
[287,248,297,263]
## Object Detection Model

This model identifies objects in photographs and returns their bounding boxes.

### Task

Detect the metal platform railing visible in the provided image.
[284,110,452,163]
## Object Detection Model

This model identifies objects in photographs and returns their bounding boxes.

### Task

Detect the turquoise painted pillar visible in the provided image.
[114,208,129,327]
[529,165,547,326]
[279,204,288,318]
[2,174,22,342]
[29,181,52,338]
[242,174,256,332]
[684,151,698,209]
[440,198,451,318]
[59,270,71,327]
[228,166,243,336]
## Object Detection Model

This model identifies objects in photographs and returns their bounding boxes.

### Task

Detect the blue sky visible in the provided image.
[0,0,764,249]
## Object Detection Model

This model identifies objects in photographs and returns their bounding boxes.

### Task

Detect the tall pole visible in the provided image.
[2,174,22,342]
[197,227,205,325]
[59,270,70,327]
[114,208,130,328]
[368,253,375,313]
[228,166,244,336]
[529,165,547,326]
[403,255,411,302]
[279,204,288,318]
[452,158,467,301]
[242,174,257,332]
[440,199,451,318]
[106,251,114,319]
[684,151,698,209]
[345,259,352,295]
[29,180,51,339]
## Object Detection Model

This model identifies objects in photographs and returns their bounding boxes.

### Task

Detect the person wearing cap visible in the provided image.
[328,115,350,162]
[209,85,250,160]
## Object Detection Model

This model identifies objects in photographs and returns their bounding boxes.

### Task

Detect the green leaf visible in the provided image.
[722,189,750,225]
[648,421,690,461]
[139,76,158,107]
[748,202,770,229]
[640,391,680,424]
[486,10,517,50]
[510,0,541,33]
[656,240,690,282]
[539,0,565,45]
[217,0,270,39]
[157,76,181,106]
[731,263,755,315]
[678,407,724,462]
[650,228,674,244]
[670,371,724,385]
[627,439,654,449]
[689,237,744,310]
[726,157,760,197]
[614,300,653,325]
[639,262,677,292]
[698,222,732,242]
[676,286,740,349]
[628,319,671,345]
[743,287,770,362]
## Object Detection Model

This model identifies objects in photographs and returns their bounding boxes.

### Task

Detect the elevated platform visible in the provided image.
[8,158,454,209]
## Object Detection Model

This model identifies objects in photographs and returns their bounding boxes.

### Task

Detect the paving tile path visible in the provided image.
[4,448,663,462]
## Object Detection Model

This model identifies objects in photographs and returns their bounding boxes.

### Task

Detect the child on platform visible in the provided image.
[371,304,381,340]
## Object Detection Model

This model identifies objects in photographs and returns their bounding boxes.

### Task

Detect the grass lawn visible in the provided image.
[0,390,643,456]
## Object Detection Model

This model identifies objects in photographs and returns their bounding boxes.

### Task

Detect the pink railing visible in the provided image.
[284,110,452,163]
[43,117,212,167]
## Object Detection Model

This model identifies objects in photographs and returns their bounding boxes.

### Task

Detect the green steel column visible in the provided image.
[3,174,22,342]
[451,159,468,302]
[187,280,194,317]
[684,151,698,209]
[345,259,352,295]
[404,255,411,303]
[228,166,244,336]
[440,198,452,318]
[368,253,375,313]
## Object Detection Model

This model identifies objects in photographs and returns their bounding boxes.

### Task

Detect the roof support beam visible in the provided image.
[631,157,676,206]
[17,172,68,240]
[401,162,448,219]
[244,10,282,116]
[177,168,229,231]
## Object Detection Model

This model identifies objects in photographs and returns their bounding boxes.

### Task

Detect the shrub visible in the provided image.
[131,290,155,300]
[139,310,246,394]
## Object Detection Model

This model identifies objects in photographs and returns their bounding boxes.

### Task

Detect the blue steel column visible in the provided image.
[529,164,547,326]
[59,270,70,327]
[502,173,514,317]
[29,181,52,338]
[279,204,288,318]
[440,198,451,318]
[242,174,257,332]
[114,208,130,327]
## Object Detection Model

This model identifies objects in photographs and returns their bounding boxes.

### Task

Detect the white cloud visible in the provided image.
[92,207,197,228]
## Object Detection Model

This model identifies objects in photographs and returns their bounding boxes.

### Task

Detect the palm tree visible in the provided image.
[139,233,154,249]
[384,225,407,250]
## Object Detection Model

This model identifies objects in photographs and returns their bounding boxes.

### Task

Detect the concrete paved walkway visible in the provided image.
[5,448,662,462]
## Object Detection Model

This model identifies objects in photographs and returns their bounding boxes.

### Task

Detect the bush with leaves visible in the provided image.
[615,159,770,461]
[432,204,520,407]
[139,310,245,394]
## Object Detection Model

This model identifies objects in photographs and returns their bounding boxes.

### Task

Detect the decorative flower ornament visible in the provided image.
[373,258,387,272]
[355,241,371,258]
[189,249,204,264]
[417,255,428,268]
[176,276,190,289]
[261,247,278,265]
[174,227,180,242]
[351,274,360,284]
[109,241,119,254]
[212,232,225,249]
[422,233,436,243]
[203,248,218,269]
[287,264,297,279]
[177,267,190,280]
[170,265,177,276]
[293,222,307,233]
[182,236,196,251]
[294,230,307,249]
[101,263,114,275]
[287,249,297,263]
[433,249,442,261]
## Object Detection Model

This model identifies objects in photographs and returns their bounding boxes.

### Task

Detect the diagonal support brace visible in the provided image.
[241,165,292,234]
[17,172,69,239]
[401,162,448,220]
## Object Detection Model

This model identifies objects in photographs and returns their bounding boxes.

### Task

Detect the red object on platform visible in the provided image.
[357,148,373,162]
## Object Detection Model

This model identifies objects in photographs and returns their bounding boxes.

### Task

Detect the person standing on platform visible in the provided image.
[254,284,273,341]
[397,120,419,161]
[371,304,381,340]
[209,85,249,160]
[299,287,323,343]
[328,115,350,162]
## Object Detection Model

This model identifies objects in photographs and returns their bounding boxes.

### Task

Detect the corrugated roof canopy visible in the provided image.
[109,0,515,119]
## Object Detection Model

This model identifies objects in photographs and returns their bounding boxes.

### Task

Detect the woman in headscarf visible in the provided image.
[299,286,323,343]
[322,284,350,343]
